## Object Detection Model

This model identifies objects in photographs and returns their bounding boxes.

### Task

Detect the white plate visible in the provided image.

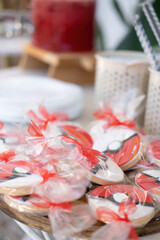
[0,75,83,122]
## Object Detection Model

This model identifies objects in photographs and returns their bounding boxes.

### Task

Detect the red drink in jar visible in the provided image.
[31,0,96,52]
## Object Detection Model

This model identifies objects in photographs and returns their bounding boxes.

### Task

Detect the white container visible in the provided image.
[144,68,160,134]
[95,51,149,104]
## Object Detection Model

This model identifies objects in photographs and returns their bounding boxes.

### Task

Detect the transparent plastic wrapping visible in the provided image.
[49,204,96,238]
[3,194,49,214]
[145,135,160,167]
[33,169,89,203]
[28,105,93,147]
[92,126,144,171]
[128,166,160,202]
[55,135,125,185]
[0,160,50,196]
[91,221,138,240]
[90,89,145,141]
[87,184,155,228]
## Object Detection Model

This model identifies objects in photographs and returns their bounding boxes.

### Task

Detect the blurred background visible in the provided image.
[0,0,160,69]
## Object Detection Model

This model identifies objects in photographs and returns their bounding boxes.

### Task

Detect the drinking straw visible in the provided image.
[133,15,160,71]
[142,1,160,46]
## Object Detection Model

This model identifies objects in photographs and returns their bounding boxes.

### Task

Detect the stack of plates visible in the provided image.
[0,75,83,122]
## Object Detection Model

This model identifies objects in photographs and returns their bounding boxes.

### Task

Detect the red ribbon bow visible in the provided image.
[96,199,139,240]
[61,135,102,167]
[29,194,72,210]
[28,105,69,130]
[94,107,136,130]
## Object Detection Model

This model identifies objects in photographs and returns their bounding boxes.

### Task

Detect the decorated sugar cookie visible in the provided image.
[28,105,93,148]
[87,185,155,227]
[89,120,107,141]
[135,169,160,196]
[81,152,124,185]
[45,121,93,148]
[93,126,141,171]
[4,194,49,214]
[0,161,43,196]
[59,136,124,185]
[147,140,160,167]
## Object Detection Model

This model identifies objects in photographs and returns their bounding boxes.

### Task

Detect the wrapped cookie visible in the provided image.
[133,168,160,201]
[87,184,155,228]
[93,126,143,171]
[49,204,96,238]
[146,136,160,167]
[91,221,138,240]
[90,89,145,141]
[59,135,125,185]
[28,105,93,147]
[0,160,57,196]
[4,194,49,214]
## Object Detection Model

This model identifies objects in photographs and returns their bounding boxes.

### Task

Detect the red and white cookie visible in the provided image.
[135,169,160,197]
[93,126,141,171]
[147,140,160,167]
[80,154,124,185]
[4,194,49,214]
[89,120,107,141]
[44,121,93,148]
[0,161,43,196]
[87,185,155,227]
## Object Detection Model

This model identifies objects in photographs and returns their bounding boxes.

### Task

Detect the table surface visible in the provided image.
[0,67,160,240]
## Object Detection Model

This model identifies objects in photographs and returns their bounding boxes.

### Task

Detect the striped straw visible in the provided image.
[142,1,160,46]
[133,15,160,71]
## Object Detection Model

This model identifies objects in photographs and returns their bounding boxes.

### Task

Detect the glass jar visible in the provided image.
[31,0,96,52]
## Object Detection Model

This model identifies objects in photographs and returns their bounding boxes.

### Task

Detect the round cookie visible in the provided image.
[45,121,93,148]
[4,194,49,214]
[81,154,124,185]
[93,126,141,171]
[87,185,155,227]
[89,120,107,141]
[0,161,43,196]
[135,169,160,197]
[147,140,160,167]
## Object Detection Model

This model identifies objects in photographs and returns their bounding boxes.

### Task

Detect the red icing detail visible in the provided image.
[106,134,140,167]
[90,185,154,204]
[136,173,160,195]
[60,125,93,148]
[147,140,160,161]
[0,161,37,180]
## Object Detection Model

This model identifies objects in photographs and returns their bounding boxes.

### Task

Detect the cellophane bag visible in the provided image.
[86,183,156,238]
[90,88,145,141]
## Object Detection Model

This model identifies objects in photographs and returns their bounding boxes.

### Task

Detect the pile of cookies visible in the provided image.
[0,103,160,240]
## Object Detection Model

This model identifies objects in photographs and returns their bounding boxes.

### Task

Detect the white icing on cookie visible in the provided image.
[88,198,154,222]
[91,158,124,183]
[142,170,160,180]
[45,121,81,137]
[90,120,107,141]
[0,172,43,188]
[93,126,136,153]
